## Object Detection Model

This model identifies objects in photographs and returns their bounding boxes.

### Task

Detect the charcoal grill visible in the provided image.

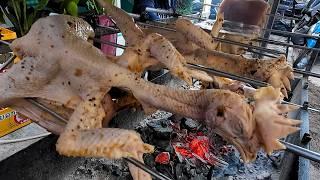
[1,0,320,179]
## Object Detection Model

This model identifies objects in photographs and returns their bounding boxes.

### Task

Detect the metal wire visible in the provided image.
[0,40,11,46]
[132,21,320,78]
[266,14,300,21]
[21,97,320,164]
[0,54,15,72]
[26,98,68,123]
[145,7,207,21]
[124,158,172,180]
[255,38,320,51]
[293,68,320,79]
[136,21,285,55]
[262,28,320,39]
[93,38,127,49]
[282,101,320,113]
[186,63,269,87]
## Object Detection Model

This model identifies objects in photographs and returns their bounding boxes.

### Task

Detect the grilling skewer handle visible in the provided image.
[280,140,320,163]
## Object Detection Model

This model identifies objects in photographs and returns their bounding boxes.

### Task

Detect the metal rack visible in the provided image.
[1,1,320,180]
[98,1,319,179]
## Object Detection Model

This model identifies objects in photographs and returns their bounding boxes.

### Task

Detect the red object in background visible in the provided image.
[98,15,117,56]
[155,152,170,164]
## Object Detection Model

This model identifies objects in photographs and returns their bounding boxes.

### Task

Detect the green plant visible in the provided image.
[63,0,107,16]
[0,0,49,36]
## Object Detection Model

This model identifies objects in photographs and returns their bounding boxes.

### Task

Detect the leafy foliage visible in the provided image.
[0,0,49,36]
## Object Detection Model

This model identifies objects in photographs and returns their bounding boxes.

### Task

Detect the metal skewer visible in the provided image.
[262,28,320,39]
[186,63,270,87]
[26,98,68,123]
[131,21,320,78]
[280,140,320,163]
[0,40,11,46]
[94,39,320,114]
[1,29,320,169]
[293,68,320,79]
[124,157,172,180]
[22,98,320,164]
[254,38,320,51]
[136,21,285,55]
[281,101,320,113]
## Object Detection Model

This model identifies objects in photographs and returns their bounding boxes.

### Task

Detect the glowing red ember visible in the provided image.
[155,152,170,164]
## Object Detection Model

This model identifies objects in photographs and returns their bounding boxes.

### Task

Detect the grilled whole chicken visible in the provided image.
[0,14,299,179]
[97,0,212,85]
[104,1,292,96]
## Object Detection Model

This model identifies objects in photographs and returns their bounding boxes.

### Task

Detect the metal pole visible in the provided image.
[280,140,320,163]
[124,158,172,180]
[262,28,320,39]
[260,0,281,49]
[298,77,310,180]
[186,63,270,87]
[255,38,320,51]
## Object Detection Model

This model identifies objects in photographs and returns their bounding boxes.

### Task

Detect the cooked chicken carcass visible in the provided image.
[149,19,292,96]
[174,17,293,97]
[99,2,293,96]
[97,0,212,84]
[0,13,300,171]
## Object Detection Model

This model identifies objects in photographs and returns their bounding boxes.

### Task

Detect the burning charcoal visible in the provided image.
[223,166,237,176]
[200,166,210,176]
[181,118,200,131]
[165,144,174,152]
[175,163,189,180]
[136,126,154,142]
[111,165,122,176]
[147,119,173,139]
[146,118,168,129]
[154,139,171,150]
[155,152,171,165]
[168,114,184,123]
[207,166,225,179]
[156,164,174,179]
[154,127,173,139]
[190,174,207,180]
[143,154,156,167]
[190,168,196,176]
